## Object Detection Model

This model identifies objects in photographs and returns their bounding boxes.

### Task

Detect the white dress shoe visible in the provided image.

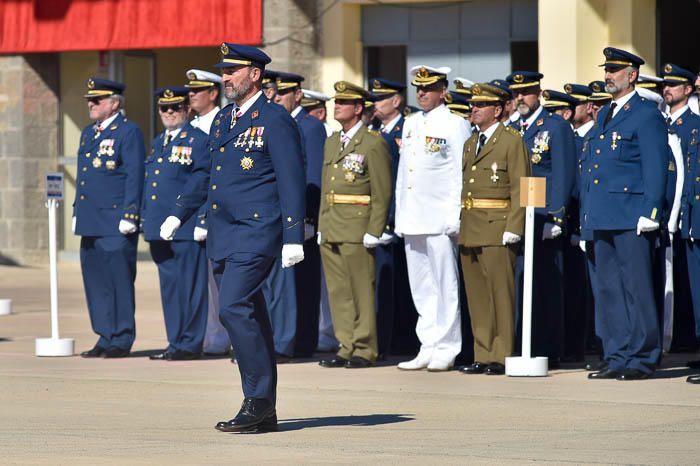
[427,359,453,372]
[397,352,432,371]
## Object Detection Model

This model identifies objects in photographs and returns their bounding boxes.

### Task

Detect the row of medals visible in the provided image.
[91,146,117,170]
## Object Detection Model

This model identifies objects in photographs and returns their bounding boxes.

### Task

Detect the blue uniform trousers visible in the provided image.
[514,215,565,360]
[80,234,138,350]
[375,239,395,357]
[592,230,661,374]
[149,240,208,353]
[213,254,277,404]
[562,240,589,361]
[262,257,297,357]
[294,237,321,357]
[584,243,605,359]
[686,240,700,341]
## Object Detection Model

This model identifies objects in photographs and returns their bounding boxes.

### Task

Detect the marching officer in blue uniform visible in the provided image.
[506,71,576,367]
[74,78,145,359]
[582,48,667,381]
[663,63,700,384]
[273,71,328,357]
[160,43,305,432]
[142,87,210,361]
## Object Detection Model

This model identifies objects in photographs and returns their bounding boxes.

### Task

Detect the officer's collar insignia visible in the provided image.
[220,43,230,55]
[215,119,220,126]
[180,131,187,138]
[252,110,259,119]
[564,84,573,93]
[623,103,630,111]
[513,74,524,84]
[240,156,254,170]
[87,79,95,89]
[214,129,221,138]
[677,118,683,125]
[416,67,429,79]
[187,71,197,80]
[372,79,381,89]
[536,118,544,126]
[664,64,673,74]
[164,89,174,98]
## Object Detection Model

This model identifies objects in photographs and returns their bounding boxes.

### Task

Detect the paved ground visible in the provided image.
[1,262,699,465]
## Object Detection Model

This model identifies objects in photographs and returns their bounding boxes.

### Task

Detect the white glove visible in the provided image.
[378,232,394,245]
[71,216,76,234]
[579,240,586,253]
[363,233,381,248]
[542,222,563,240]
[669,231,674,243]
[118,219,137,235]
[636,216,659,235]
[316,231,322,245]
[282,244,304,268]
[304,223,315,241]
[443,224,460,237]
[502,231,521,245]
[159,215,182,241]
[193,226,207,242]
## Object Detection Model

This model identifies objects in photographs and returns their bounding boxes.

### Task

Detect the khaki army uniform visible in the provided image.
[460,121,530,365]
[318,124,392,362]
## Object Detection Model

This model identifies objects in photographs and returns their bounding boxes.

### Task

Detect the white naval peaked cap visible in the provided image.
[638,73,663,83]
[453,77,474,88]
[409,65,451,86]
[302,89,331,101]
[185,69,222,86]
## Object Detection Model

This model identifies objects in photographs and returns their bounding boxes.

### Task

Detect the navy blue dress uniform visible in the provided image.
[173,44,305,426]
[142,87,210,359]
[274,71,328,357]
[507,72,576,364]
[580,48,667,379]
[75,78,145,357]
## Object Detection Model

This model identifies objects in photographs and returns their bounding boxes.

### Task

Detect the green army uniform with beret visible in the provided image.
[318,81,393,364]
[459,83,531,366]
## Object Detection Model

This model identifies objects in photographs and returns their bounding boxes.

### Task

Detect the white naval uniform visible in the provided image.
[395,103,471,364]
[191,106,230,354]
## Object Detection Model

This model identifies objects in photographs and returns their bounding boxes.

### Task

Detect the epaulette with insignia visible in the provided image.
[536,118,544,126]
[505,126,519,135]
[367,128,380,136]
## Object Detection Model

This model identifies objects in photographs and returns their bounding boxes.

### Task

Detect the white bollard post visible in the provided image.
[506,177,548,376]
[0,299,11,316]
[36,174,74,357]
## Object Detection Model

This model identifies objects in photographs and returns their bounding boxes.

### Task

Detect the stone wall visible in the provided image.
[0,54,60,265]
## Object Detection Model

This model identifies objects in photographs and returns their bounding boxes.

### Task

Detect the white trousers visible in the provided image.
[404,234,462,362]
[202,260,230,354]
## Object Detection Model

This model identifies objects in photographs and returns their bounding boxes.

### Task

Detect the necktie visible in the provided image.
[574,130,579,137]
[93,124,102,140]
[666,116,672,127]
[163,132,173,147]
[519,121,528,136]
[603,102,617,129]
[340,133,350,150]
[477,133,487,155]
[229,107,241,130]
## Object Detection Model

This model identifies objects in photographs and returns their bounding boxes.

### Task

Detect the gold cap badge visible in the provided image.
[513,74,524,84]
[187,71,197,80]
[164,89,174,98]
[220,43,230,55]
[664,63,673,74]
[564,84,573,93]
[372,80,381,89]
[87,79,95,89]
[417,67,429,79]
[335,82,346,92]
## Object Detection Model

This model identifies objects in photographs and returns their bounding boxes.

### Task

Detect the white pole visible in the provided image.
[48,199,59,340]
[521,205,535,359]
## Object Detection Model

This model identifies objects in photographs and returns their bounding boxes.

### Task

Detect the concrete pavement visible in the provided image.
[1,262,699,465]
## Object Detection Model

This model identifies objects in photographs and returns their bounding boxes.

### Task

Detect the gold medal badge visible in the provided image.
[92,157,103,168]
[344,171,356,182]
[531,153,542,164]
[105,160,117,170]
[240,156,254,170]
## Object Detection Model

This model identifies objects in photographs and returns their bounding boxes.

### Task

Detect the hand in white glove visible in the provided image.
[160,215,182,241]
[363,233,381,248]
[378,232,394,245]
[636,216,659,236]
[669,231,674,243]
[542,222,563,240]
[443,224,460,237]
[502,231,521,245]
[193,226,207,242]
[118,219,137,235]
[316,231,322,245]
[281,244,304,268]
[71,216,76,234]
[579,240,586,253]
[304,223,315,241]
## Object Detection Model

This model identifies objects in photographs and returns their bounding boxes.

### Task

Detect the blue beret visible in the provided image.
[506,71,544,89]
[564,83,592,102]
[542,89,578,109]
[489,79,513,99]
[215,42,271,69]
[662,63,696,85]
[84,77,125,98]
[369,78,406,97]
[600,47,644,70]
[154,86,188,105]
[275,71,304,91]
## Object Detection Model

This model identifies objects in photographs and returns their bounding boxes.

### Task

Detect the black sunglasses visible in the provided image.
[159,103,185,113]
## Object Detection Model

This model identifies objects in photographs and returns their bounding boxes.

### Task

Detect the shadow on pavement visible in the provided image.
[278,413,414,431]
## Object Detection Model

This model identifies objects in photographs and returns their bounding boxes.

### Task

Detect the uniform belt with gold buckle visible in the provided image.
[461,198,510,210]
[326,193,371,206]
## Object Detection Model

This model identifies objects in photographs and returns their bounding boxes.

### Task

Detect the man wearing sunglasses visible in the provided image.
[74,78,145,359]
[141,87,210,361]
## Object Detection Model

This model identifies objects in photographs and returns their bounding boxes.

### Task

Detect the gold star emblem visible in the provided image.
[105,160,116,170]
[240,156,254,170]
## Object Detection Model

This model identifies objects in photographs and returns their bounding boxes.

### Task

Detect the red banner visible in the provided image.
[0,0,262,53]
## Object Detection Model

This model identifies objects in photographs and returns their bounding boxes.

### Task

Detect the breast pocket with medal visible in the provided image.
[342,153,365,182]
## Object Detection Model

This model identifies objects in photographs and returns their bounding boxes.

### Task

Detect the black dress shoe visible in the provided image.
[485,362,505,375]
[616,368,651,381]
[168,350,200,361]
[80,346,106,358]
[686,359,700,369]
[215,398,277,433]
[345,356,373,368]
[149,351,172,361]
[275,353,292,364]
[585,360,608,372]
[319,356,348,368]
[588,368,622,379]
[686,375,700,384]
[104,347,130,358]
[460,362,487,374]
